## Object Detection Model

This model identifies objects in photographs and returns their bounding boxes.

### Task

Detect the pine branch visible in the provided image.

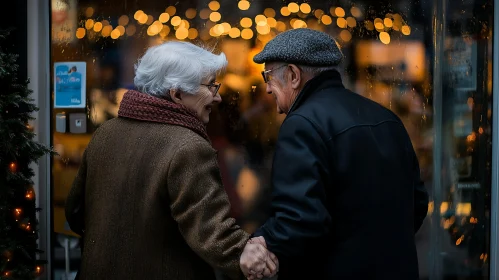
[0,28,52,279]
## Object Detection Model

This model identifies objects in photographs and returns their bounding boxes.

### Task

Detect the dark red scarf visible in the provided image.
[118,90,209,141]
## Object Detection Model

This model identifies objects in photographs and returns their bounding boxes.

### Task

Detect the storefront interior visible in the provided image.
[38,0,498,279]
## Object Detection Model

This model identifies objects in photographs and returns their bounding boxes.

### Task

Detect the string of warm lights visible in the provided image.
[2,160,43,278]
[71,1,412,45]
[7,162,36,227]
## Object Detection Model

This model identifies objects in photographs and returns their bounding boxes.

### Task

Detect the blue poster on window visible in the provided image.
[54,61,86,108]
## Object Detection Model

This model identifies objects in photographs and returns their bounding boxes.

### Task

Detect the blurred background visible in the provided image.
[47,0,494,279]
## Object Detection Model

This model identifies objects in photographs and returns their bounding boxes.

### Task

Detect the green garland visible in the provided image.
[0,29,52,279]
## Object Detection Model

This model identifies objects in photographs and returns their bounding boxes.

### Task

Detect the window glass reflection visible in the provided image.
[50,0,493,279]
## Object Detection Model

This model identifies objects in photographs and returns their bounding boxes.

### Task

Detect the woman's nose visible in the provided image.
[213,93,222,103]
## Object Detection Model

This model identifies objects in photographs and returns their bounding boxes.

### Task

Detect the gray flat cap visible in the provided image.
[253,28,343,66]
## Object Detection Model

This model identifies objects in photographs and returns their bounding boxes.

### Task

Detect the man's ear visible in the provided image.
[288,64,302,89]
[169,89,182,103]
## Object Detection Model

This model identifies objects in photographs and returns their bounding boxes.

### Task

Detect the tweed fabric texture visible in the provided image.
[253,28,343,66]
[118,90,209,141]
[65,116,249,279]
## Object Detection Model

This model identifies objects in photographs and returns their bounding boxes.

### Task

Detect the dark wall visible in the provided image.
[0,0,28,82]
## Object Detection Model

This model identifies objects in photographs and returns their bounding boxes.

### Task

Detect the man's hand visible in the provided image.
[240,237,279,280]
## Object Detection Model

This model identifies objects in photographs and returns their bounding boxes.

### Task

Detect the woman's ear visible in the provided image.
[169,89,182,103]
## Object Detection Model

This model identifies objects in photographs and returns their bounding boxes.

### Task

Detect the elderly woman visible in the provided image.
[65,41,277,280]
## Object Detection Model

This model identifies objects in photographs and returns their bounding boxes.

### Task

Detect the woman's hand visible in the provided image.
[240,237,279,279]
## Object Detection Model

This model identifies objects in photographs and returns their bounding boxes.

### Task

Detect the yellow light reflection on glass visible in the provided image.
[440,202,449,214]
[351,6,362,18]
[180,20,190,29]
[209,12,221,22]
[255,15,267,26]
[101,25,112,37]
[195,9,207,20]
[336,18,347,28]
[292,19,307,29]
[137,14,148,24]
[321,15,332,25]
[276,21,286,32]
[209,1,220,11]
[85,7,94,18]
[280,7,291,17]
[364,21,374,31]
[264,8,276,18]
[288,3,299,13]
[384,18,393,28]
[126,25,136,36]
[159,13,170,23]
[110,29,120,39]
[221,22,231,33]
[171,16,182,26]
[401,25,411,35]
[176,27,189,40]
[134,10,144,20]
[379,32,390,44]
[229,27,241,38]
[456,203,472,216]
[93,22,103,32]
[241,28,254,39]
[346,17,357,27]
[314,9,324,19]
[238,0,250,11]
[188,28,198,39]
[267,18,277,27]
[75,28,86,39]
[256,24,270,35]
[159,25,170,37]
[209,27,219,37]
[85,19,94,30]
[339,30,352,42]
[335,7,345,17]
[146,15,154,25]
[166,6,176,16]
[118,15,129,26]
[185,8,197,19]
[116,25,125,36]
[427,201,434,214]
[299,3,311,14]
[240,17,252,28]
[147,25,160,36]
[214,24,224,35]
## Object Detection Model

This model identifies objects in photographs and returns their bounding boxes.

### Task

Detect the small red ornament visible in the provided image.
[9,162,17,173]
[25,189,35,200]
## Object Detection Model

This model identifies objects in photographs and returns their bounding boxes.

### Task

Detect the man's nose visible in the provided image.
[266,83,272,94]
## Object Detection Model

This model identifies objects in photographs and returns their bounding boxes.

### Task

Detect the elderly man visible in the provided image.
[247,28,429,279]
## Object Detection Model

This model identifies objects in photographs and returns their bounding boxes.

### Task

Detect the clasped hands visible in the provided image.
[239,236,279,280]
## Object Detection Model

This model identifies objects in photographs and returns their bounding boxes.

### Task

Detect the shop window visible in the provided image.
[49,0,494,279]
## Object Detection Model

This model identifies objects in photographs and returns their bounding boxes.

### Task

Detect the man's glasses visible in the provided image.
[261,64,288,83]
[200,81,221,96]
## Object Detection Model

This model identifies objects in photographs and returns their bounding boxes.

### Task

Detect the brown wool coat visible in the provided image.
[65,117,249,280]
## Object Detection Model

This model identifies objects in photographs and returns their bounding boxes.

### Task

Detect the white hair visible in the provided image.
[134,41,227,98]
[274,64,337,82]
[298,65,338,76]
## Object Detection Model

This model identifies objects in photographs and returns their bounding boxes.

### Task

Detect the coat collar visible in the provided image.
[288,70,344,113]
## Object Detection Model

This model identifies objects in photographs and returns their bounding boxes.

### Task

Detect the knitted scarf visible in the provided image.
[118,90,209,141]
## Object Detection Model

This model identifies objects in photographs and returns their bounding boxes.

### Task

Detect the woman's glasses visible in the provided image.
[200,81,221,96]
